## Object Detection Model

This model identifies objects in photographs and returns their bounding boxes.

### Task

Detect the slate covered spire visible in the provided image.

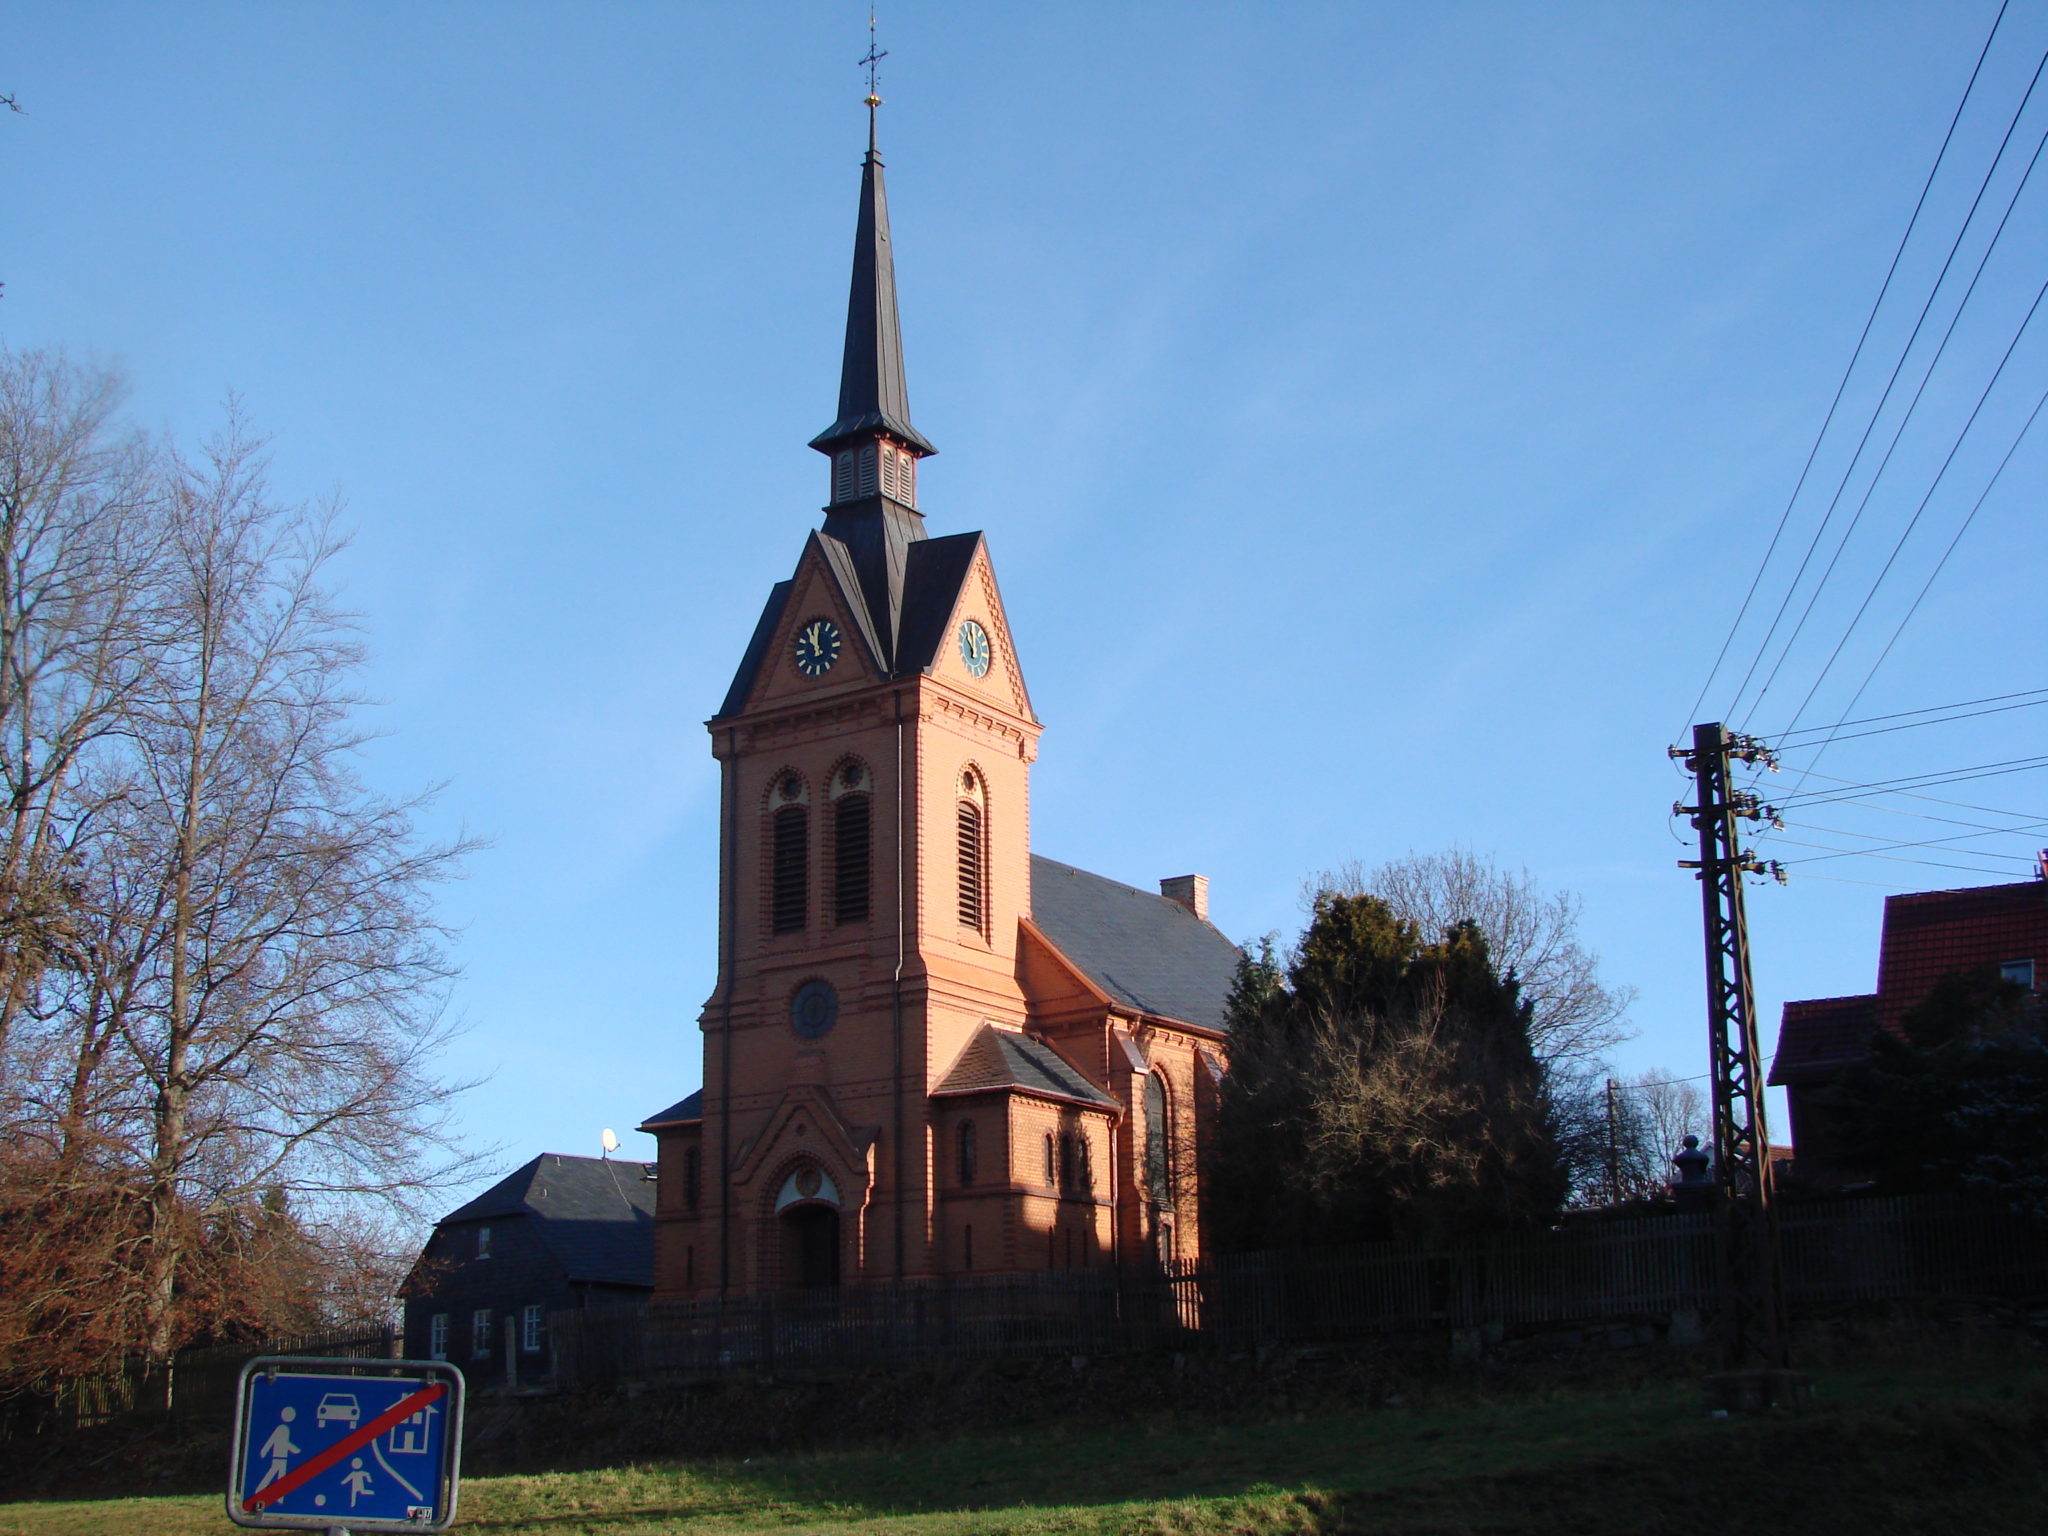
[809,113,937,461]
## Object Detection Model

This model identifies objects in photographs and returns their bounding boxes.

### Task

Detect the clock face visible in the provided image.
[793,618,842,677]
[957,619,992,678]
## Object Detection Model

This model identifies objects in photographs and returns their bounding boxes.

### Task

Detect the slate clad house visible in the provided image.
[639,109,1242,1301]
[1771,875,2047,1187]
[402,1153,656,1379]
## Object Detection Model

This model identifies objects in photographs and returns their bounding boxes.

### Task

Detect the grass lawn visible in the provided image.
[4,1344,2042,1535]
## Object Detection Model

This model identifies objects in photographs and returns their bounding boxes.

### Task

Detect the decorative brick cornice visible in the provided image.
[925,690,1037,758]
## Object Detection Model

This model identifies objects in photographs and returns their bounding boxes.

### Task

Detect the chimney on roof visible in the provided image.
[2037,848,2047,881]
[1159,874,1209,922]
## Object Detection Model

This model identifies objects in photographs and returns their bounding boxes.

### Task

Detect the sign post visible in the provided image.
[227,1356,465,1533]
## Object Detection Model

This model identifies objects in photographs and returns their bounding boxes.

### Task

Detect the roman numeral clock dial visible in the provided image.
[956,619,992,678]
[793,618,842,677]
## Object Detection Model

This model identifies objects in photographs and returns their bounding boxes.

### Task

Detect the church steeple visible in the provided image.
[809,84,936,510]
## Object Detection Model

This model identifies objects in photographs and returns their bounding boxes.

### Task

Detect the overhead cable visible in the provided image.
[1734,36,2048,723]
[1679,0,2012,740]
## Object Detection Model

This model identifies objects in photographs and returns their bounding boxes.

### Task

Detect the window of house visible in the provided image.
[471,1309,493,1358]
[1042,1131,1056,1187]
[857,444,878,497]
[684,1145,701,1212]
[429,1313,448,1360]
[956,1119,978,1186]
[2000,959,2036,989]
[956,774,985,934]
[834,788,871,925]
[771,798,809,934]
[834,451,856,502]
[963,1223,974,1270]
[477,1225,491,1259]
[522,1304,543,1353]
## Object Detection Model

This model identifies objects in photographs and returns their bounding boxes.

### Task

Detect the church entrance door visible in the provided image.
[782,1205,840,1289]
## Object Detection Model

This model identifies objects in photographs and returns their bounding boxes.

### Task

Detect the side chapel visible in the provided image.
[640,111,1242,1300]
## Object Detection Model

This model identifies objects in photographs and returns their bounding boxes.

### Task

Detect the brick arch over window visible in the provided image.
[956,766,988,936]
[764,769,811,935]
[827,757,873,926]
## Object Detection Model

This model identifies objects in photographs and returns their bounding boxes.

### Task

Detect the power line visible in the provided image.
[1745,762,2045,831]
[1775,814,2048,858]
[1774,263,2048,737]
[1766,835,2029,877]
[1680,0,2013,739]
[1771,685,2048,738]
[1735,35,2048,722]
[1794,385,2048,770]
[1770,693,2048,746]
[1774,755,2048,809]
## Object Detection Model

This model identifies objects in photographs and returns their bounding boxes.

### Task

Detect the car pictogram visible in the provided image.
[315,1392,360,1429]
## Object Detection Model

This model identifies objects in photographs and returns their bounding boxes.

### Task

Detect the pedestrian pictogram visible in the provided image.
[228,1357,464,1532]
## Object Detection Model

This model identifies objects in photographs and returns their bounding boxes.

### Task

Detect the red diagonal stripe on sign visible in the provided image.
[244,1380,447,1512]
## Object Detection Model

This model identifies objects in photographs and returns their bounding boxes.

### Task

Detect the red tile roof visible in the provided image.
[1873,880,2048,1035]
[1769,994,1878,1085]
[1774,879,2047,1085]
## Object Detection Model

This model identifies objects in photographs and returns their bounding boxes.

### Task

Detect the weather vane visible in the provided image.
[861,9,887,147]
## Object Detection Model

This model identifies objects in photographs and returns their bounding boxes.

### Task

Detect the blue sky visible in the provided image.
[7,3,2044,1205]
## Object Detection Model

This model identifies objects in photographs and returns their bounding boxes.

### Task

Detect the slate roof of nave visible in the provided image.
[640,1089,702,1128]
[931,1023,1120,1108]
[437,1153,656,1289]
[1030,855,1243,1033]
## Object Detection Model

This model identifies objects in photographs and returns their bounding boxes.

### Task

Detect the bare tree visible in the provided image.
[1309,848,1635,1065]
[0,349,162,1078]
[0,350,480,1389]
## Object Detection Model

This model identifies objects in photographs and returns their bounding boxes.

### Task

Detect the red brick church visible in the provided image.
[638,113,1242,1300]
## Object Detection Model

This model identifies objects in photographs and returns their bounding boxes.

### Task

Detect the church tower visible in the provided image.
[643,95,1241,1303]
[647,105,1047,1297]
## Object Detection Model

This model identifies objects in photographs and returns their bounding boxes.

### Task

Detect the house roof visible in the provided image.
[639,1089,702,1129]
[1874,879,2047,1034]
[1769,994,1879,1086]
[932,1024,1119,1109]
[439,1153,656,1289]
[1773,878,2047,1085]
[1029,855,1243,1031]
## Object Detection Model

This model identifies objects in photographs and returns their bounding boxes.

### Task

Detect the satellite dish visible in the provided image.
[600,1128,620,1156]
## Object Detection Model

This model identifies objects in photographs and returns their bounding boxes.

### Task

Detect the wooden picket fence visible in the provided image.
[548,1194,2048,1390]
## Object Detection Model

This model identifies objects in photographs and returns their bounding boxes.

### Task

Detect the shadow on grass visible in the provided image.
[451,1362,2048,1536]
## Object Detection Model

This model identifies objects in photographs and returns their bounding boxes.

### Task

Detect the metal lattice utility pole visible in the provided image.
[1672,721,1789,1373]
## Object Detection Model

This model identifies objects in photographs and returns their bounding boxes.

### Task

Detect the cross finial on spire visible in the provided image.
[861,10,887,154]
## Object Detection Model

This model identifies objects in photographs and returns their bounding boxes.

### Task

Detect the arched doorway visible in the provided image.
[781,1204,840,1289]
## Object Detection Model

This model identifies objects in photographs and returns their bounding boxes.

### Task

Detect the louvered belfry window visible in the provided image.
[834,793,871,924]
[771,805,809,933]
[956,798,984,933]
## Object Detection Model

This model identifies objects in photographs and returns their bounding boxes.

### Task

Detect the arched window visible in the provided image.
[956,1119,978,1186]
[683,1145,701,1213]
[1145,1073,1172,1208]
[769,773,809,934]
[957,771,986,934]
[832,764,871,925]
[1042,1132,1056,1187]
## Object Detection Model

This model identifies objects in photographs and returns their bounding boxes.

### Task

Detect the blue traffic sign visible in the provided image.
[228,1358,464,1531]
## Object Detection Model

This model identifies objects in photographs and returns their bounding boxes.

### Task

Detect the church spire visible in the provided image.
[809,36,936,500]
